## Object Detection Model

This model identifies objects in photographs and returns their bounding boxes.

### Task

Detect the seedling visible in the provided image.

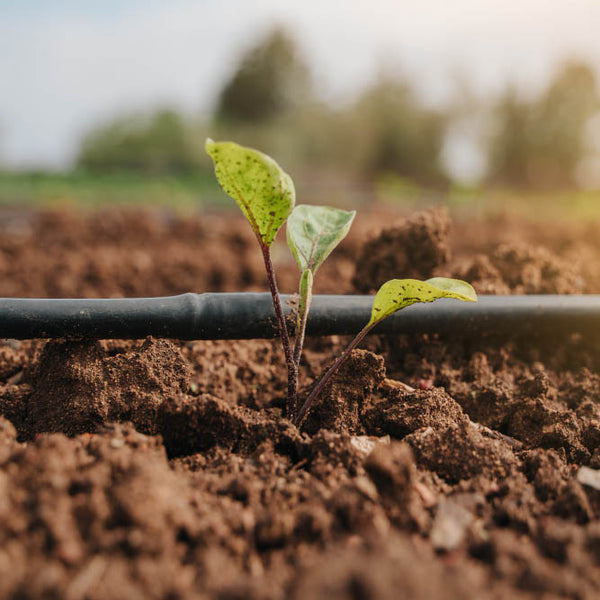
[294,277,477,424]
[286,204,356,414]
[205,139,298,409]
[206,140,477,425]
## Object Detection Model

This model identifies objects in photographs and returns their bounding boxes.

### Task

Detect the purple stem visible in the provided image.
[261,244,297,417]
[293,323,374,426]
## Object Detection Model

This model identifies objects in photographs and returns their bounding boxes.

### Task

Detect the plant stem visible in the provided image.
[261,244,297,417]
[292,304,308,369]
[293,322,374,426]
[292,270,312,369]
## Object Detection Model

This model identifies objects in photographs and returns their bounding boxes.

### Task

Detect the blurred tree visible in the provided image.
[488,61,600,188]
[486,88,533,186]
[77,109,200,174]
[215,28,311,123]
[345,75,449,185]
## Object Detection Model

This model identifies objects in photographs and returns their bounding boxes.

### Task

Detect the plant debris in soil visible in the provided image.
[1,206,600,599]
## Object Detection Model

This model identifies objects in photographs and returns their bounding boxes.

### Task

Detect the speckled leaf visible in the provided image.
[368,277,477,327]
[206,139,295,246]
[425,277,478,300]
[287,205,356,273]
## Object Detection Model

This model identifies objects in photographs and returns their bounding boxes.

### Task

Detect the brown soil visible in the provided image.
[1,206,600,598]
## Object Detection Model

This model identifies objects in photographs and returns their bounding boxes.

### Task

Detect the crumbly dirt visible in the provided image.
[1,206,600,598]
[353,206,451,292]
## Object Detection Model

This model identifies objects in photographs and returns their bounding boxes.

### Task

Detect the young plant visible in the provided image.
[206,139,478,426]
[205,139,298,414]
[294,277,477,425]
[286,205,356,413]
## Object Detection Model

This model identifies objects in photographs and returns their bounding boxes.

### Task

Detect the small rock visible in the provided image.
[349,435,390,458]
[577,466,600,491]
[430,500,473,552]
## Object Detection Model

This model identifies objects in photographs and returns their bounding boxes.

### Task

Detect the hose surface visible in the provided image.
[0,294,598,340]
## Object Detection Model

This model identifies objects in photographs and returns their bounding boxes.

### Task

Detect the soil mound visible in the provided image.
[363,386,469,437]
[302,349,386,435]
[159,392,304,458]
[290,532,518,600]
[0,425,203,599]
[23,338,190,438]
[352,206,450,292]
[458,242,585,295]
[404,421,519,483]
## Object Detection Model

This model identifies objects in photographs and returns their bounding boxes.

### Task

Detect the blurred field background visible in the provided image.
[1,1,600,219]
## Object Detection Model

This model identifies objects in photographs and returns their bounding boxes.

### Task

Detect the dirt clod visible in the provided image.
[352,206,451,292]
[363,386,468,437]
[364,441,429,530]
[159,392,304,458]
[405,422,520,483]
[302,349,386,435]
[23,338,190,438]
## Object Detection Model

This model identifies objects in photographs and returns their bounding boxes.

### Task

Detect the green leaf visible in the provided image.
[368,277,477,327]
[425,277,478,300]
[287,205,356,273]
[205,139,295,246]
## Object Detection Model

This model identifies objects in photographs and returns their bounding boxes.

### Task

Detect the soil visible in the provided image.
[1,205,600,598]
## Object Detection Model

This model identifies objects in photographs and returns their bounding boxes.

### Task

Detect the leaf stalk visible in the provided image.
[261,244,298,417]
[293,322,374,426]
[292,270,312,365]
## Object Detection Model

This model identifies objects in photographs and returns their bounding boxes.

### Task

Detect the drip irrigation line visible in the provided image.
[0,293,599,341]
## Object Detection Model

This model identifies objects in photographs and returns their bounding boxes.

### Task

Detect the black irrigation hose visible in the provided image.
[0,293,599,341]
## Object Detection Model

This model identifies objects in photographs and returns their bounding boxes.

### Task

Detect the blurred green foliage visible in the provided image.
[62,29,600,196]
[4,170,600,222]
[488,62,600,189]
[77,109,201,174]
[343,76,448,184]
[0,170,221,208]
[215,28,311,124]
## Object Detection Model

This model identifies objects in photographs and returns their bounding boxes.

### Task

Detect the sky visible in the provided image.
[2,0,600,169]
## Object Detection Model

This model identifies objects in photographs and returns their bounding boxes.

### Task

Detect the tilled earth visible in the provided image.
[1,206,600,599]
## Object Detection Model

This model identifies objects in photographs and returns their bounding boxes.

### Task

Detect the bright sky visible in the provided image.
[1,0,600,169]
